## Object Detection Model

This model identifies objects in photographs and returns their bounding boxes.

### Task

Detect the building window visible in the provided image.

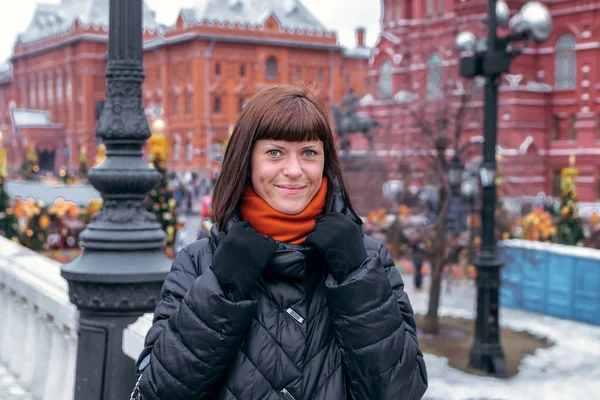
[47,77,53,104]
[427,0,434,18]
[66,76,72,102]
[173,141,180,162]
[551,115,560,140]
[555,35,576,89]
[386,3,393,22]
[568,114,577,140]
[318,68,324,82]
[240,64,245,77]
[30,80,36,107]
[427,53,443,97]
[214,97,222,113]
[39,77,44,107]
[56,76,62,103]
[296,67,301,80]
[265,56,278,81]
[185,95,192,115]
[396,2,402,20]
[552,169,562,198]
[438,0,444,16]
[172,96,179,115]
[215,62,221,76]
[379,61,393,98]
[597,115,600,141]
[186,142,193,162]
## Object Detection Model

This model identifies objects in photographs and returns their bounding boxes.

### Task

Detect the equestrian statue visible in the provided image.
[331,88,381,152]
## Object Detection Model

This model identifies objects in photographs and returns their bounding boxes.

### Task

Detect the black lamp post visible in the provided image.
[456,0,552,377]
[61,0,171,398]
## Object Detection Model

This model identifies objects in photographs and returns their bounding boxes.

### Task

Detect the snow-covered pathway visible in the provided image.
[403,275,600,400]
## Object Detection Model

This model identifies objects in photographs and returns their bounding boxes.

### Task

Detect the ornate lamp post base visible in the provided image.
[469,254,506,377]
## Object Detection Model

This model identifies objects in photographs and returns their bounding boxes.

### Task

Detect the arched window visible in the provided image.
[215,62,221,76]
[240,64,245,77]
[265,56,278,81]
[556,34,576,89]
[186,142,193,162]
[56,73,62,103]
[427,53,442,96]
[30,79,36,107]
[379,61,393,98]
[214,97,222,113]
[47,75,53,104]
[38,76,45,106]
[173,141,180,162]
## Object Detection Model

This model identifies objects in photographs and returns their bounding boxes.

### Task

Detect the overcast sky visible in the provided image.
[0,0,382,63]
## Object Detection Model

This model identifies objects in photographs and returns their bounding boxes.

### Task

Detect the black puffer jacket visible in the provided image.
[137,191,428,400]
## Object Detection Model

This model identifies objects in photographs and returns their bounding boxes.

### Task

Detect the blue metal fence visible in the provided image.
[500,240,600,325]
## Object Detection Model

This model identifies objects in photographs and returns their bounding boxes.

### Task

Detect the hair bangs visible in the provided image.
[254,96,329,143]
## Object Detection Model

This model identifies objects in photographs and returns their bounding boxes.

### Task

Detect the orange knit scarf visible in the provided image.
[240,177,328,245]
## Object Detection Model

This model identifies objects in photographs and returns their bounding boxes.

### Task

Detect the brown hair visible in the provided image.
[212,85,360,230]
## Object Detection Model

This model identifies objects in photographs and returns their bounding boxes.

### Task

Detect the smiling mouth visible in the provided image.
[277,185,306,194]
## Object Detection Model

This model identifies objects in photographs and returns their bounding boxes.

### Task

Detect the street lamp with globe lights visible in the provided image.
[455,0,552,377]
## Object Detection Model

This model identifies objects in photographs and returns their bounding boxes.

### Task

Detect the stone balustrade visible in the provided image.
[0,237,77,400]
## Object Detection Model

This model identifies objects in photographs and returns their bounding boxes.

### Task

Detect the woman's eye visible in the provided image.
[303,150,317,157]
[267,150,281,157]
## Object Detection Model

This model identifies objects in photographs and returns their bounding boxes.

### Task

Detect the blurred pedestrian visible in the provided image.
[134,85,427,399]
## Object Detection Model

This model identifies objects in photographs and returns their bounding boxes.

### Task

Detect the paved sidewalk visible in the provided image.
[401,273,600,400]
[0,365,32,400]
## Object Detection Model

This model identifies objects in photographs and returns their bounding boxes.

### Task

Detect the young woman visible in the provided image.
[135,85,428,400]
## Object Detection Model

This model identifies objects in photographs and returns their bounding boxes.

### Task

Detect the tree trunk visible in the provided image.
[423,254,445,334]
[423,185,449,335]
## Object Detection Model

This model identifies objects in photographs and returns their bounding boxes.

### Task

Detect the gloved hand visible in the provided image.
[210,221,276,302]
[305,212,368,283]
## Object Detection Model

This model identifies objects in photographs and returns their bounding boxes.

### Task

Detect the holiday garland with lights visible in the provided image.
[555,156,584,245]
[0,177,22,244]
[146,120,177,246]
[79,145,88,180]
[21,143,40,180]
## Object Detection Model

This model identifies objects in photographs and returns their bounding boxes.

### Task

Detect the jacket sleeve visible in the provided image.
[325,241,428,400]
[137,241,257,400]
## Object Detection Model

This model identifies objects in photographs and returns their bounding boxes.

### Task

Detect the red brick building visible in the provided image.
[0,0,369,178]
[360,0,600,203]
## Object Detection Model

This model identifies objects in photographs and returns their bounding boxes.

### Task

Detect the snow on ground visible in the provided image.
[402,275,600,400]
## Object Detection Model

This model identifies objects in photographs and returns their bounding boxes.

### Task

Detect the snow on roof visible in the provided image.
[19,0,159,45]
[342,46,371,59]
[183,0,327,32]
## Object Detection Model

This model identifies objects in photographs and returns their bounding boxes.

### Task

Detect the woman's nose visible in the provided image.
[283,156,303,177]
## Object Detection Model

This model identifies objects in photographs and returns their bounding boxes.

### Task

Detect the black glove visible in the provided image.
[210,222,276,302]
[305,212,368,283]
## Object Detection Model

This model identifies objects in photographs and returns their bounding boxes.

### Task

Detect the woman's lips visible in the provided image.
[277,185,306,195]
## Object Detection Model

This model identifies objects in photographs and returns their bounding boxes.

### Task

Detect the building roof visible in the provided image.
[182,0,327,32]
[5,180,101,206]
[342,46,371,59]
[0,60,11,85]
[19,0,159,45]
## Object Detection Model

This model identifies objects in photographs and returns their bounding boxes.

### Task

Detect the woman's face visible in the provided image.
[250,139,325,215]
